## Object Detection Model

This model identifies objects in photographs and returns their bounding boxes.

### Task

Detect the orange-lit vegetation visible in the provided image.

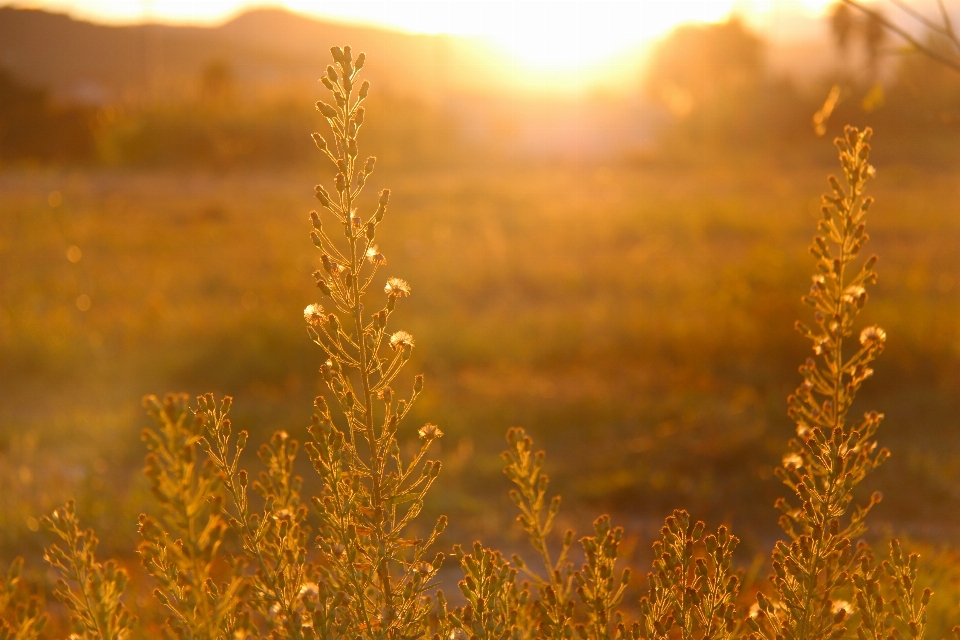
[2,41,960,638]
[4,3,960,638]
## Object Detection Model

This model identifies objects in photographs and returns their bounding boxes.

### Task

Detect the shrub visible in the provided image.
[0,46,948,640]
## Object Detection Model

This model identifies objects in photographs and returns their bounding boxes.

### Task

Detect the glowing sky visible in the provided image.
[4,0,837,72]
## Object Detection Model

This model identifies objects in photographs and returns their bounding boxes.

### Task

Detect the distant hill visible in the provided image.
[0,7,508,105]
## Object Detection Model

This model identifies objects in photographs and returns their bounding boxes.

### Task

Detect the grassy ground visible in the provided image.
[2,154,960,629]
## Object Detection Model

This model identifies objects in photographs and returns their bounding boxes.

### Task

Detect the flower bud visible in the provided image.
[314,185,330,207]
[316,102,338,119]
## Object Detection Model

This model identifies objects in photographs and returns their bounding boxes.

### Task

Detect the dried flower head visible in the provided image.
[304,303,324,326]
[860,325,886,347]
[418,423,442,440]
[782,452,803,471]
[831,599,853,615]
[366,245,386,265]
[813,339,831,355]
[390,331,415,350]
[385,278,411,297]
[843,285,867,305]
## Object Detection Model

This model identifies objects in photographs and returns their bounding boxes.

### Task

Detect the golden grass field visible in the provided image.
[3,153,960,553]
[5,152,960,635]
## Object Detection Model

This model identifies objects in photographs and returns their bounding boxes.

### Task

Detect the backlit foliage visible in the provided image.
[0,49,947,640]
[0,558,46,640]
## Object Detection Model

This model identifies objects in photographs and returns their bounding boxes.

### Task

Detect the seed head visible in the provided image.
[304,304,324,326]
[390,331,414,350]
[366,246,386,265]
[385,278,411,297]
[859,325,886,347]
[831,599,852,615]
[418,423,443,440]
[842,285,866,305]
[782,453,803,471]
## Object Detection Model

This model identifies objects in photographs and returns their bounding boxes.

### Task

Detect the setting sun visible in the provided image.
[13,0,836,75]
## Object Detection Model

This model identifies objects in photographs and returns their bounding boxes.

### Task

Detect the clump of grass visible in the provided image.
[0,48,950,640]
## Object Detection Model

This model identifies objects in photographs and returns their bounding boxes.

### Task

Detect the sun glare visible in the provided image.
[20,0,837,78]
[480,2,736,72]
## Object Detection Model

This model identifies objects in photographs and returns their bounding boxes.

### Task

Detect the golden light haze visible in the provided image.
[10,0,837,75]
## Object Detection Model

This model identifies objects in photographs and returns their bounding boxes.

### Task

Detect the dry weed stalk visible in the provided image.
[302,44,446,638]
[745,126,931,640]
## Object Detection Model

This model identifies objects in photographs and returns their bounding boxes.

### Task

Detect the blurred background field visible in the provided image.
[3,1,960,633]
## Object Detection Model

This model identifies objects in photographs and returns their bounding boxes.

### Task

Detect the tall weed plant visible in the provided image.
[0,47,951,640]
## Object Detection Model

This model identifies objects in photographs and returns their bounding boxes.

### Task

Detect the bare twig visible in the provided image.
[843,0,960,73]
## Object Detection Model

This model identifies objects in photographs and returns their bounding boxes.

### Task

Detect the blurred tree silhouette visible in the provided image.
[646,18,763,117]
[0,68,95,165]
[644,18,807,150]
